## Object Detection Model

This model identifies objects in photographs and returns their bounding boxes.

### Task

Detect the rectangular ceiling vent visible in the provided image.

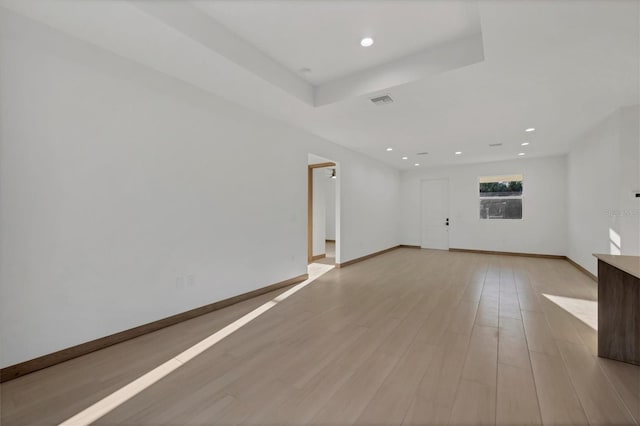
[489,143,503,147]
[416,152,429,155]
[370,95,393,105]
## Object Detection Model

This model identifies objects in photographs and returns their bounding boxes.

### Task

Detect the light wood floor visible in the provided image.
[2,248,639,425]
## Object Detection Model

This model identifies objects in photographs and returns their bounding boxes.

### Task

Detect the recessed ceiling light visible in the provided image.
[455,151,462,155]
[414,163,420,166]
[525,128,535,132]
[521,142,530,146]
[402,156,408,160]
[386,147,393,152]
[518,152,526,156]
[360,37,374,47]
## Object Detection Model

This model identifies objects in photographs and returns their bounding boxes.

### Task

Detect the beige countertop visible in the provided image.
[593,254,640,279]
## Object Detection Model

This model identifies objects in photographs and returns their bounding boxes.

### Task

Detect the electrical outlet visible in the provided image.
[187,274,195,287]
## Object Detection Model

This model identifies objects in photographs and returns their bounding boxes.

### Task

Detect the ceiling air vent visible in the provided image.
[370,95,393,105]
[489,143,503,147]
[416,152,429,155]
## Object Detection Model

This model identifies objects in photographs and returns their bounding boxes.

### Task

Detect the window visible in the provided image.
[479,174,523,219]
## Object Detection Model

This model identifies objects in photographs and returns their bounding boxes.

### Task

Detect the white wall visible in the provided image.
[400,156,568,256]
[567,105,640,276]
[325,174,336,241]
[0,10,400,368]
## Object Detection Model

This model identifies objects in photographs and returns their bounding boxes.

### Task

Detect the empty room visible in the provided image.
[1,1,639,425]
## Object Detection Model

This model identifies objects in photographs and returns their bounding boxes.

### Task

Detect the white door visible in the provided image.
[421,179,450,250]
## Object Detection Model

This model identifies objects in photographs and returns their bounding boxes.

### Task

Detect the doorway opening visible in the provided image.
[308,154,339,265]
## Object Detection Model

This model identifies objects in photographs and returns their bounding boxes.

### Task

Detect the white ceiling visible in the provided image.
[2,0,638,171]
[193,0,481,85]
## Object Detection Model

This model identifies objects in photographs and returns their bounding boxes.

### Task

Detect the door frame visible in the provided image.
[420,177,450,250]
[308,162,336,263]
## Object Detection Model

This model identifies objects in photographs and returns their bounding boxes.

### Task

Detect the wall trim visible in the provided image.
[308,161,336,169]
[449,248,565,259]
[0,273,308,383]
[449,248,598,282]
[308,166,313,263]
[311,254,326,261]
[0,249,598,382]
[566,257,598,282]
[336,245,400,268]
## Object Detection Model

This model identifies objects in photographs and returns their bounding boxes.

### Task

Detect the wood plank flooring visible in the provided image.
[1,248,638,425]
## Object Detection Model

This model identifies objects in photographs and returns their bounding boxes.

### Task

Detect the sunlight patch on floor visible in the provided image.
[59,263,334,426]
[542,293,598,330]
